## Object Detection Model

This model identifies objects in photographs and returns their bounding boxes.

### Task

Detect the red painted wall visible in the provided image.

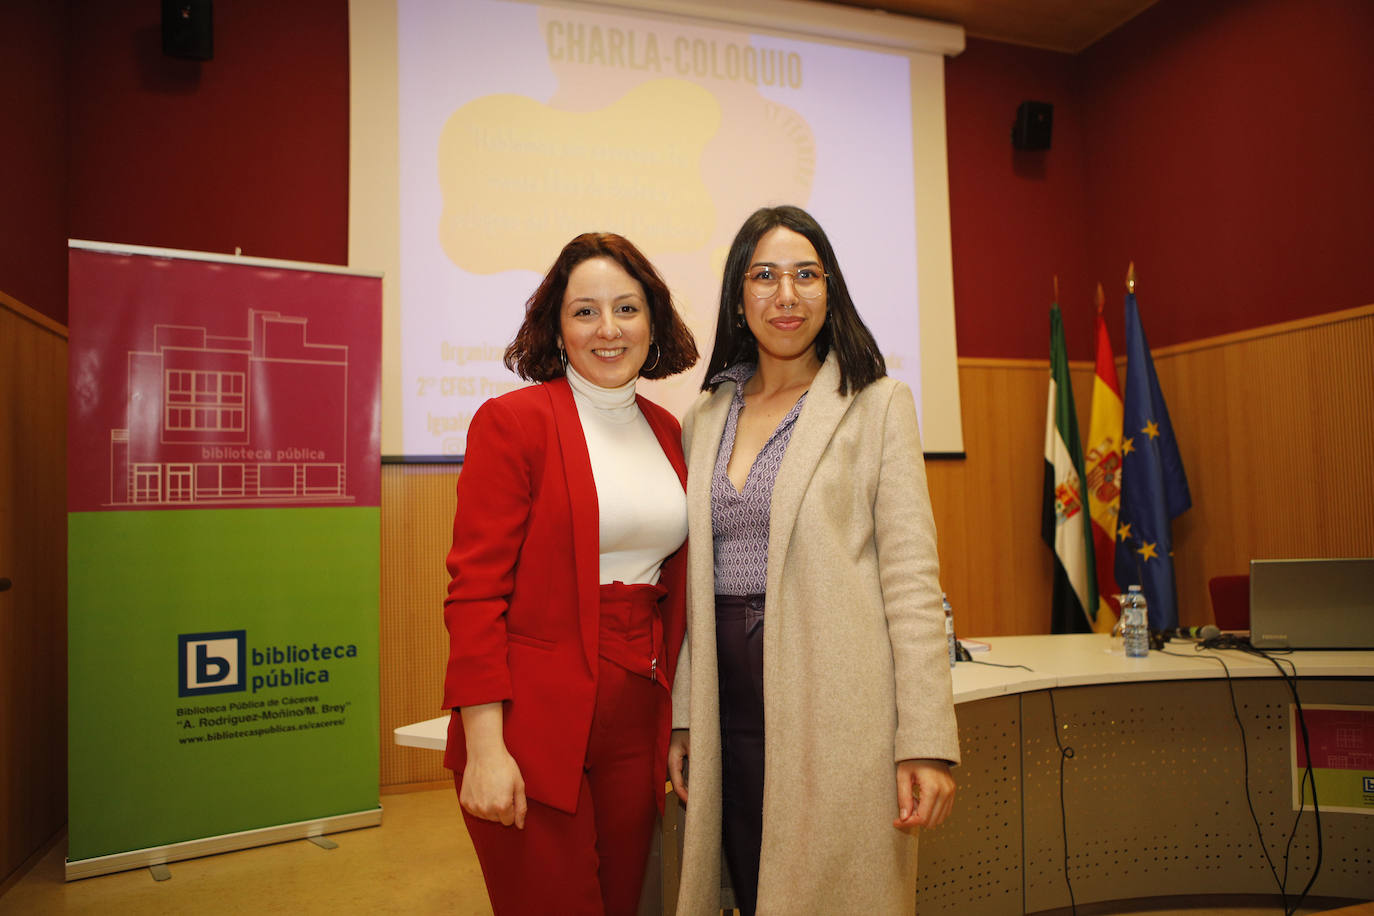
[0,1,348,326]
[0,2,68,322]
[945,0,1374,359]
[5,0,1370,352]
[1076,0,1374,352]
[67,0,349,287]
[944,38,1094,359]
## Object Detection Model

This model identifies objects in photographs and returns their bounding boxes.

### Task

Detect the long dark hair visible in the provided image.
[505,233,698,382]
[703,206,885,395]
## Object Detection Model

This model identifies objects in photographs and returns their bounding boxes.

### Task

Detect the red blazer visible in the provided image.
[441,378,688,814]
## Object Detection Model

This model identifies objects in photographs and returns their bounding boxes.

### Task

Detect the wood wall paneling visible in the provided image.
[926,358,1093,637]
[379,465,458,788]
[0,300,1363,793]
[374,307,1374,785]
[2,304,1330,789]
[929,306,1374,643]
[0,294,68,887]
[1152,307,1374,615]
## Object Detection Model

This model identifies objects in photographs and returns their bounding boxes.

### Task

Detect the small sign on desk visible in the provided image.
[1292,704,1374,814]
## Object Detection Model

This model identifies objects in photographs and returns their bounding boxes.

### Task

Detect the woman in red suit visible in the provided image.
[442,232,699,914]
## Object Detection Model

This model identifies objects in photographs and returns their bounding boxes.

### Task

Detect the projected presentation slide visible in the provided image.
[394,0,926,457]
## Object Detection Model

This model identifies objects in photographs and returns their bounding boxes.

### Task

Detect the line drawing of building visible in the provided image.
[107,308,355,507]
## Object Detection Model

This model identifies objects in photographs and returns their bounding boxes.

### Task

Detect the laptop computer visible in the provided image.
[1248,558,1374,649]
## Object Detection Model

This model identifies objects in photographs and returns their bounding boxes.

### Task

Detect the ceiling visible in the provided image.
[824,0,1159,53]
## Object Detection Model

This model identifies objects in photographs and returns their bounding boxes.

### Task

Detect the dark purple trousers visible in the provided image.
[715,594,766,916]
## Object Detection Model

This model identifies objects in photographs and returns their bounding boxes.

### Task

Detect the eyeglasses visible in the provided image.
[744,265,827,300]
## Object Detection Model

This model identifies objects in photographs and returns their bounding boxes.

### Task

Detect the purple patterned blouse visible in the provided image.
[710,363,808,598]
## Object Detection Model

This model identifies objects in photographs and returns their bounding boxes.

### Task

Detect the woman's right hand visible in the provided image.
[668,729,690,803]
[459,703,528,828]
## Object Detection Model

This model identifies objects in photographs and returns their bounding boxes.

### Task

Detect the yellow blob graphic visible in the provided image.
[438,80,720,273]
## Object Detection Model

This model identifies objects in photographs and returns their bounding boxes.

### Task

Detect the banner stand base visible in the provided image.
[65,807,382,881]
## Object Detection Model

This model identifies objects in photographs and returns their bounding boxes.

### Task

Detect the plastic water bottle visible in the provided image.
[943,593,957,667]
[1122,585,1150,658]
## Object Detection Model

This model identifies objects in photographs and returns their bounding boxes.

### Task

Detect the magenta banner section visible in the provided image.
[67,246,382,512]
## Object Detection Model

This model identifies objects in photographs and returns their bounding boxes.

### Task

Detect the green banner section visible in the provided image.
[1300,767,1374,812]
[68,507,380,862]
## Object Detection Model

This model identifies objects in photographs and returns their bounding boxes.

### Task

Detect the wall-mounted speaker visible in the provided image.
[1012,100,1053,151]
[162,0,213,61]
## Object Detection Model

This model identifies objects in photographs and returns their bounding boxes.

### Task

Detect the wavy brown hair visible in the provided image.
[704,206,885,395]
[504,233,698,382]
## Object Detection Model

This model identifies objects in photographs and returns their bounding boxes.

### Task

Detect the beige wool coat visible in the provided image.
[672,353,961,915]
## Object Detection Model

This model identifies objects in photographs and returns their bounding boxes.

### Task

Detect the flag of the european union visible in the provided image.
[1114,293,1191,630]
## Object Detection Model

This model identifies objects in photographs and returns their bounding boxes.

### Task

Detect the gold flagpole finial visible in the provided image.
[1126,262,1136,294]
[1053,274,1059,303]
[1095,282,1105,314]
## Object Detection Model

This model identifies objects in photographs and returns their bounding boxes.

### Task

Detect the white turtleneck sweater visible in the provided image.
[565,366,688,586]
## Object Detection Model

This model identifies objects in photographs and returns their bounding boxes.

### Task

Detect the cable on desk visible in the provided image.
[1159,648,1276,901]
[1045,688,1077,915]
[1233,644,1323,916]
[962,658,1036,672]
[1167,641,1323,915]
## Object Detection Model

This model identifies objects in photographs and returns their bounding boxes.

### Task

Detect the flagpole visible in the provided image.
[1043,293,1100,633]
[1114,260,1192,631]
[1087,279,1123,633]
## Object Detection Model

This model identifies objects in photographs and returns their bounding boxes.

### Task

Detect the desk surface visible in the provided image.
[394,633,1374,750]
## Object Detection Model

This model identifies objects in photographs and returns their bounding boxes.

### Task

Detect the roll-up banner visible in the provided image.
[66,241,383,880]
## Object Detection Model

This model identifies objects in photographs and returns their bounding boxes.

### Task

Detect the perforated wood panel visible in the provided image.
[918,677,1374,914]
[918,695,1025,915]
[1020,678,1374,911]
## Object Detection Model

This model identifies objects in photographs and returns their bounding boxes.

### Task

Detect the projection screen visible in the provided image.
[350,0,965,457]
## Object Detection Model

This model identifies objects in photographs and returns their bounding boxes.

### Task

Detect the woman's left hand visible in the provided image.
[667,729,690,803]
[893,758,955,831]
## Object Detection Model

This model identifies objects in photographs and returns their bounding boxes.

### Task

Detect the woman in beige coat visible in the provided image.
[668,206,959,915]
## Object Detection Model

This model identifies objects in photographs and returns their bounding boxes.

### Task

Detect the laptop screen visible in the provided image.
[1249,558,1374,650]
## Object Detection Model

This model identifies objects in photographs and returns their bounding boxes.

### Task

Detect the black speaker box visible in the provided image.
[162,0,213,61]
[1012,100,1053,151]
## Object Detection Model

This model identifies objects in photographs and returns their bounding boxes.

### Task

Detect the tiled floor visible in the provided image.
[1,787,1368,915]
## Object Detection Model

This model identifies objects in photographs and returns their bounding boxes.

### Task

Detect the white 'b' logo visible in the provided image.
[179,630,246,697]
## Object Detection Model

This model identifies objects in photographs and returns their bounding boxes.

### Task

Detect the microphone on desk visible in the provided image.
[1161,624,1222,641]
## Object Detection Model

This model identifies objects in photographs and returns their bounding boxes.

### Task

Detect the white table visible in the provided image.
[397,634,1374,914]
[927,634,1374,913]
